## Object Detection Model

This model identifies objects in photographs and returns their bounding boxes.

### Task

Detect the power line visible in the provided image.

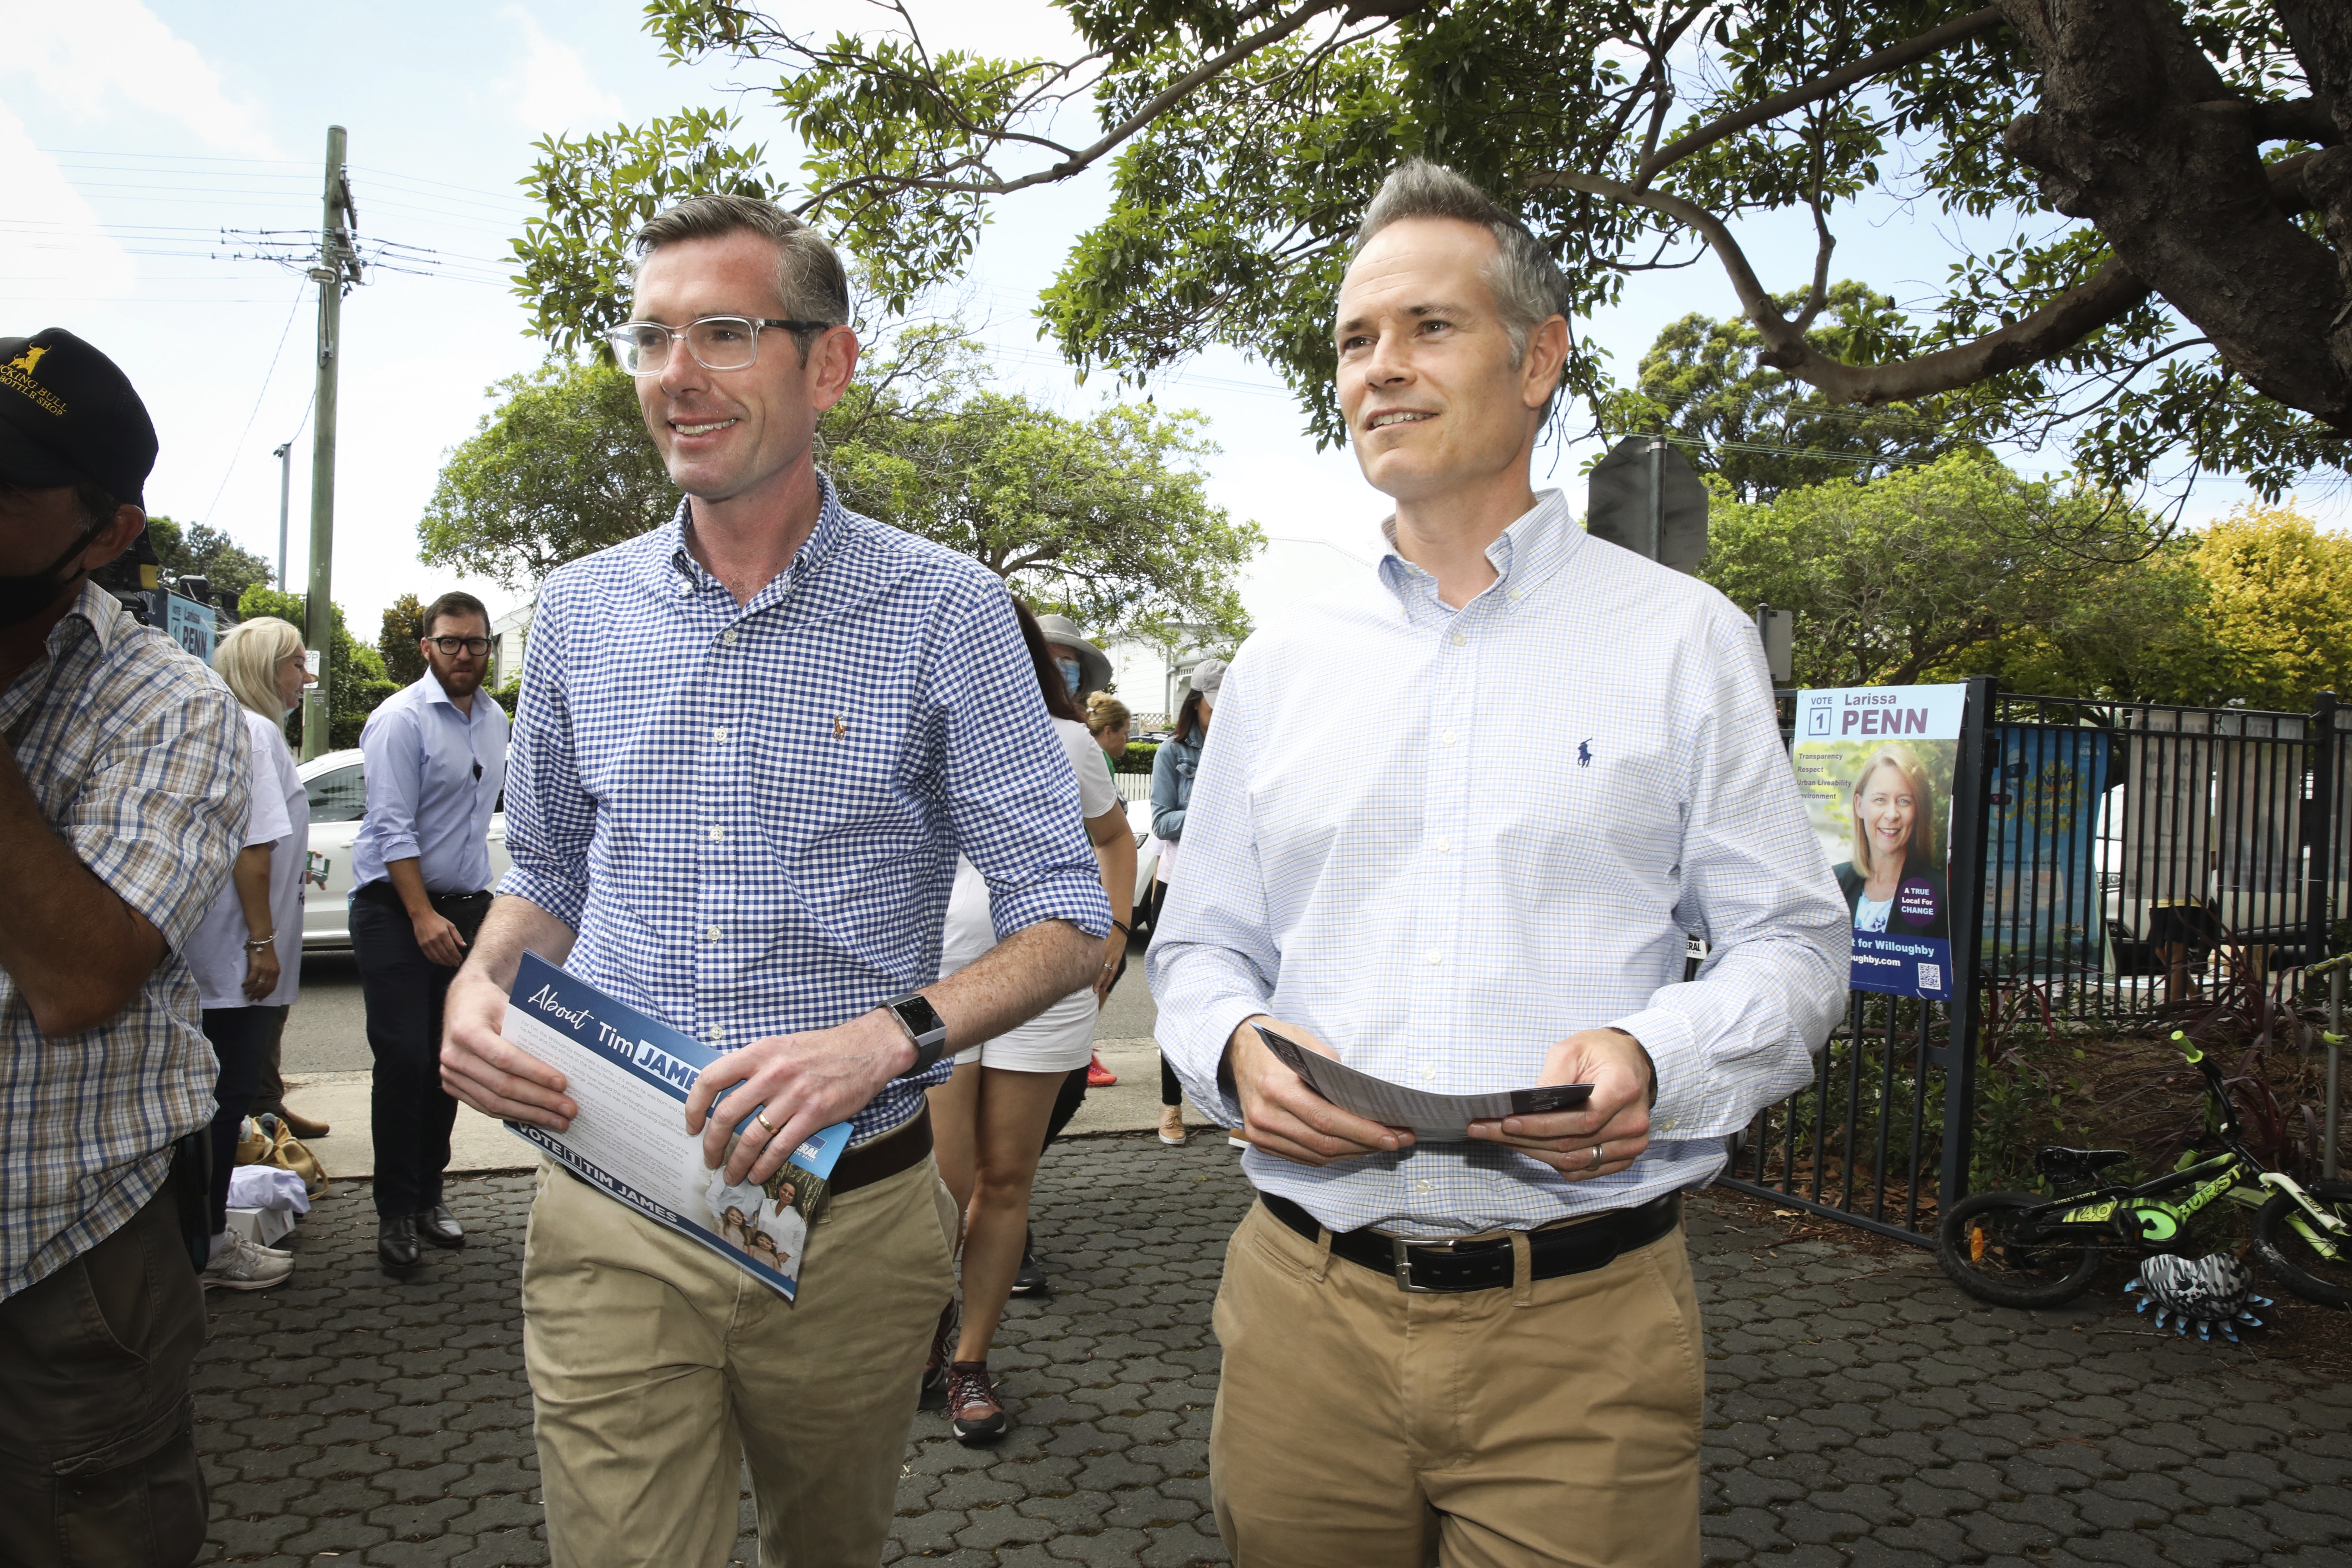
[201,279,313,529]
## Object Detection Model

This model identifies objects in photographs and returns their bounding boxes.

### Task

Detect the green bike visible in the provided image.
[1936,1030,2352,1310]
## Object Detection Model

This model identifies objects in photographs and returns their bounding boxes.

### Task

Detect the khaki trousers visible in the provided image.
[521,1155,959,1568]
[1210,1201,1705,1568]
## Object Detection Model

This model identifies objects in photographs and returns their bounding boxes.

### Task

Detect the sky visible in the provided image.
[3,0,2340,647]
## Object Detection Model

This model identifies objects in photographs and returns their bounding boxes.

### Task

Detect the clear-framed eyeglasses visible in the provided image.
[603,315,835,375]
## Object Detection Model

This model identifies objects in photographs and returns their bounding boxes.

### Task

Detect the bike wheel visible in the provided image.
[2252,1190,2352,1308]
[1936,1190,2101,1309]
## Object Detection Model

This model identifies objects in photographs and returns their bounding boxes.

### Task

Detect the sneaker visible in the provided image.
[1009,1237,1048,1299]
[1159,1106,1187,1145]
[1086,1052,1118,1088]
[919,1296,959,1410]
[946,1361,1008,1446]
[202,1234,294,1291]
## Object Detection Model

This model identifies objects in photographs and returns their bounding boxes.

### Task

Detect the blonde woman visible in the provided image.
[187,616,314,1289]
[1830,744,1950,938]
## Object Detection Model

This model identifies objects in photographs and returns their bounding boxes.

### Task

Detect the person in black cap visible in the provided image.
[0,328,251,1566]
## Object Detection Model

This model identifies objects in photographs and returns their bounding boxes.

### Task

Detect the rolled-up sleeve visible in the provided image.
[1144,657,1268,1126]
[1606,612,1849,1140]
[358,703,423,868]
[932,580,1110,943]
[495,580,594,929]
[73,669,250,952]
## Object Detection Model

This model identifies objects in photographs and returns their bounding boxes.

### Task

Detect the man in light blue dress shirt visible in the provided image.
[1149,163,1850,1566]
[348,590,509,1269]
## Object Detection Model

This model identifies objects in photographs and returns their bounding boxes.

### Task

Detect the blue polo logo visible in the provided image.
[1577,739,1594,767]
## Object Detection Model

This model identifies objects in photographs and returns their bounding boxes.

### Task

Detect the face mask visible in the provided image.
[0,510,107,629]
[1058,658,1082,694]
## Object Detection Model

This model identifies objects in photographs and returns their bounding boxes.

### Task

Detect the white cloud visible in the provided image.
[0,102,137,303]
[0,0,278,157]
[503,8,625,136]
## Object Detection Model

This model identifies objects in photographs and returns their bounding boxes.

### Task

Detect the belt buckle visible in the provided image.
[1389,1235,1455,1294]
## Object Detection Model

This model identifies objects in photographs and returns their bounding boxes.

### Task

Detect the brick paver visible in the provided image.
[196,1137,2352,1566]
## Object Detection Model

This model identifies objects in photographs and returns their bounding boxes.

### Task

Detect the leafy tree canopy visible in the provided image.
[378,593,428,688]
[512,0,2352,502]
[2187,502,2352,709]
[1605,282,1978,500]
[418,339,1261,647]
[237,585,397,751]
[146,515,276,609]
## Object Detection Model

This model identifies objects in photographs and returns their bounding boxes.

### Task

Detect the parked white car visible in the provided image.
[296,748,511,951]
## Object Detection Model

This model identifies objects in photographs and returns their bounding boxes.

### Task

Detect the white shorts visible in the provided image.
[950,986,1097,1073]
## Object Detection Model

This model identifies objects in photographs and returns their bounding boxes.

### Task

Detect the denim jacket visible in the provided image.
[1149,733,1202,842]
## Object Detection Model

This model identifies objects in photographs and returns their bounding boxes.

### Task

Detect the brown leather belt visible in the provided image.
[1261,1189,1680,1293]
[831,1105,933,1195]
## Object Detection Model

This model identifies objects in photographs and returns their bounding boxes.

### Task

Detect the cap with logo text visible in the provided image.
[0,328,158,507]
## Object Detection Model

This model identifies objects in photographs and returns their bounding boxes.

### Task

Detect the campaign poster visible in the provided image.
[1791,684,1966,1000]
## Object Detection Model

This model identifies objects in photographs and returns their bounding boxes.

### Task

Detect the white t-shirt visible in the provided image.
[939,717,1121,976]
[186,708,310,1011]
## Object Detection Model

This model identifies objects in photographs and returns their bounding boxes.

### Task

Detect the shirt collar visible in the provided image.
[658,471,851,609]
[1375,487,1579,616]
[58,579,124,657]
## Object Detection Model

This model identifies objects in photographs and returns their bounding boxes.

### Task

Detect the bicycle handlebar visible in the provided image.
[2170,1028,2205,1065]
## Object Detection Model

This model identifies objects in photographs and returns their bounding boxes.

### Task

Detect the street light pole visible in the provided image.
[273,440,292,590]
[301,124,356,760]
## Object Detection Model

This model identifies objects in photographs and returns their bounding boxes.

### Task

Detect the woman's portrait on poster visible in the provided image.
[1831,744,1950,938]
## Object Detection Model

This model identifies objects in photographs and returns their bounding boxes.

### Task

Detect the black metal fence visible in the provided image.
[1720,681,2347,1245]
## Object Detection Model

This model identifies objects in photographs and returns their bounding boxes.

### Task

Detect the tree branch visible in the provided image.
[1531,170,2154,406]
[2250,96,2341,147]
[1637,6,2008,185]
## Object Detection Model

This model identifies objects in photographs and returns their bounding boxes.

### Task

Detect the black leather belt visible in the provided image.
[1260,1189,1681,1294]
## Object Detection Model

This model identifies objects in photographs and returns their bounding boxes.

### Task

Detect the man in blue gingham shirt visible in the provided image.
[439,199,1108,1568]
[1148,164,1849,1567]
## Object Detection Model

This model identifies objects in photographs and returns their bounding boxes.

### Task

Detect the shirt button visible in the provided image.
[1441,730,1458,747]
[710,1028,725,1045]
[705,926,722,943]
[713,726,730,743]
[709,826,725,842]
[1450,630,1467,647]
[1434,836,1452,852]
[1423,949,1442,966]
[1415,1180,1434,1194]
[722,628,739,647]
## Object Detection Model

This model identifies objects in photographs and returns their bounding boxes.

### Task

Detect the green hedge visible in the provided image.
[1115,741,1158,774]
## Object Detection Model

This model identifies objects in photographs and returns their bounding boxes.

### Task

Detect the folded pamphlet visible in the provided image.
[1256,1026,1592,1142]
[500,951,850,1300]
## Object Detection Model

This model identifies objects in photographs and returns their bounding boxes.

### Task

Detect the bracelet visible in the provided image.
[1111,921,1130,935]
[243,933,275,951]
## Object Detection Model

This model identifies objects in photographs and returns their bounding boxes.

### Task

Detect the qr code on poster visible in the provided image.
[1918,963,1943,991]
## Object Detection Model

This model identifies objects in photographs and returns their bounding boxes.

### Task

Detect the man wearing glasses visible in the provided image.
[437,196,1108,1567]
[350,590,509,1270]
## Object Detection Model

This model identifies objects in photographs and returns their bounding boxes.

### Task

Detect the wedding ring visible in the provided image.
[756,1110,779,1134]
[1591,1144,1605,1167]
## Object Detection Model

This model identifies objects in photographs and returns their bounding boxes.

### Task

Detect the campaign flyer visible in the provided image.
[1790,684,1965,1001]
[499,951,849,1301]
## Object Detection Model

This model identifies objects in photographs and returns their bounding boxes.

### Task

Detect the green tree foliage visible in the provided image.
[237,585,398,751]
[378,593,428,687]
[418,361,677,590]
[1605,284,1972,501]
[146,515,276,608]
[417,336,1261,646]
[1699,451,2188,691]
[2187,503,2352,710]
[511,1,2351,499]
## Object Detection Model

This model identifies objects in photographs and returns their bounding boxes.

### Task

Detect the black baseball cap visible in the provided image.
[0,328,159,507]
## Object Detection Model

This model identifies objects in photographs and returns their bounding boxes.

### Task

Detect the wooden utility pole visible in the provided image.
[302,124,359,759]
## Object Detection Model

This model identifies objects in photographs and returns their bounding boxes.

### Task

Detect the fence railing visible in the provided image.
[1722,681,2344,1245]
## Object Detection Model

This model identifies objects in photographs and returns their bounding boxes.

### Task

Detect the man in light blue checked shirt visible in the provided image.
[1148,163,1849,1568]
[437,197,1110,1568]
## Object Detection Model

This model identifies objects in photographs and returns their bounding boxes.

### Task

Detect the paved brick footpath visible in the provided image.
[196,1136,2352,1566]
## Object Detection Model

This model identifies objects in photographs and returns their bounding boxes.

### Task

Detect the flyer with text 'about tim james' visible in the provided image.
[499,951,850,1301]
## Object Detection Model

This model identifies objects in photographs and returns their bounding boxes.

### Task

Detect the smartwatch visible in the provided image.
[883,992,951,1077]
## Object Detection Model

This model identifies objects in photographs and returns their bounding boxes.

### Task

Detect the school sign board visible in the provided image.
[1791,684,1967,1001]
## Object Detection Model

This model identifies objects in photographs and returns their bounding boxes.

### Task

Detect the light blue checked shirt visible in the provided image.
[1148,490,1849,1237]
[352,669,510,895]
[497,482,1112,1145]
[1,583,248,1299]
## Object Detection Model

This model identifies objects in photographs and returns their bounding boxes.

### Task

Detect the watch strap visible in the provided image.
[885,992,950,1078]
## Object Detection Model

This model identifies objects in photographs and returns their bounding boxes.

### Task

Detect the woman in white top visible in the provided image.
[926,600,1135,1444]
[189,616,315,1290]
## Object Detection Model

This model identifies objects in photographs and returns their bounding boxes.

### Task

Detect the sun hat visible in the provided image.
[1032,612,1113,697]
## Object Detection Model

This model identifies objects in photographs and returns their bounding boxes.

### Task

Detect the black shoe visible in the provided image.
[415,1203,464,1249]
[377,1215,421,1270]
[1009,1247,1048,1298]
[919,1296,959,1411]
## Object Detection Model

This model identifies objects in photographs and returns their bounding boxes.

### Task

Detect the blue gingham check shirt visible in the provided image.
[1,583,248,1299]
[1148,490,1850,1237]
[498,481,1112,1145]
